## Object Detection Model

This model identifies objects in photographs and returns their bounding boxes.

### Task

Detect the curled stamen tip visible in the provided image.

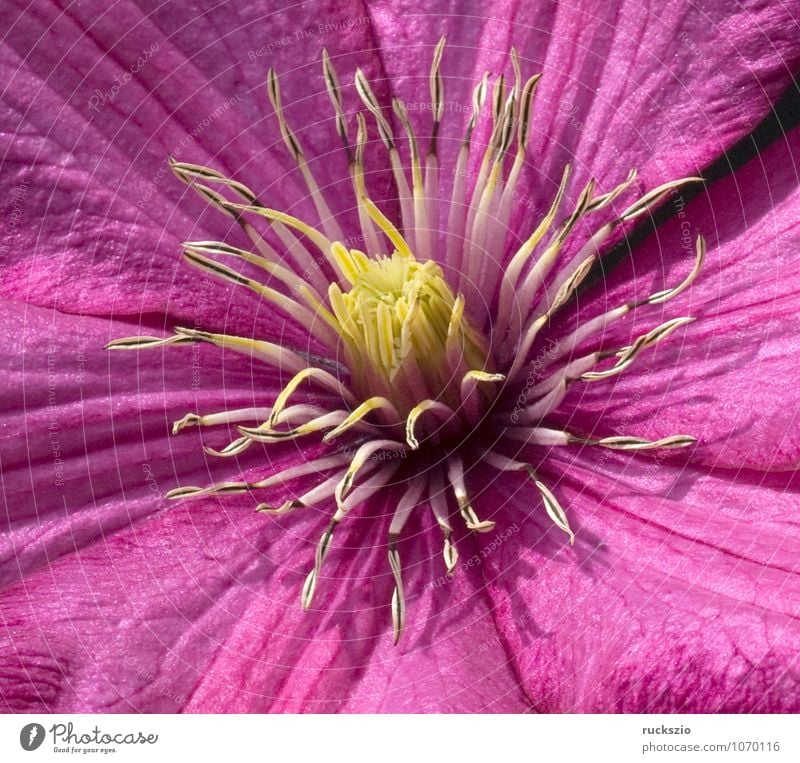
[468,519,497,533]
[203,440,248,457]
[256,500,300,515]
[172,413,200,434]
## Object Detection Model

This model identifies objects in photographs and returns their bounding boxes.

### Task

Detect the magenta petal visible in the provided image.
[480,451,800,712]
[1,498,529,712]
[562,123,800,470]
[0,299,300,587]
[0,500,276,712]
[370,0,800,204]
[0,0,392,323]
[183,521,531,713]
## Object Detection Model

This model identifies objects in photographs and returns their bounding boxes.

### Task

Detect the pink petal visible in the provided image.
[479,449,800,712]
[0,298,311,587]
[0,0,393,325]
[0,494,529,712]
[557,122,800,470]
[371,0,800,205]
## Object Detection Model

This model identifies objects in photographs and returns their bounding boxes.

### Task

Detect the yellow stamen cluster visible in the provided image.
[328,243,489,414]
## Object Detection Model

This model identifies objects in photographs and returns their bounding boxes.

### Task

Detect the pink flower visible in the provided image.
[2,0,800,713]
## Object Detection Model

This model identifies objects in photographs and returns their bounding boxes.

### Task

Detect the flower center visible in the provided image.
[328,245,490,418]
[107,38,706,644]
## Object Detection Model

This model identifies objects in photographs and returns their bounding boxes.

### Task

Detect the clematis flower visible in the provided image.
[2,0,800,713]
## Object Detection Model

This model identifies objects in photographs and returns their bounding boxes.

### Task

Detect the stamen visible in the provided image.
[258,470,344,516]
[303,464,397,609]
[635,234,707,306]
[580,317,694,382]
[426,37,446,238]
[481,451,574,543]
[267,68,345,243]
[351,114,382,256]
[204,437,251,458]
[405,399,455,449]
[322,49,350,153]
[201,404,330,456]
[256,453,352,490]
[571,434,697,450]
[506,254,596,382]
[339,464,401,515]
[460,370,505,422]
[170,158,329,291]
[171,407,272,435]
[511,378,569,424]
[503,427,696,451]
[428,472,458,574]
[388,538,406,644]
[358,195,415,259]
[510,178,597,326]
[445,73,489,271]
[324,397,400,440]
[354,68,414,234]
[495,164,571,341]
[488,73,542,267]
[183,240,326,303]
[428,37,446,151]
[387,479,428,642]
[107,326,311,376]
[238,411,350,442]
[335,439,407,508]
[227,201,338,272]
[393,99,428,255]
[503,427,571,447]
[536,177,704,322]
[268,367,357,427]
[177,245,340,351]
[446,457,496,533]
[533,234,706,375]
[302,520,336,610]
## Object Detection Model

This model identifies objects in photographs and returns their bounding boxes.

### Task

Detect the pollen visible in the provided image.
[107,38,705,644]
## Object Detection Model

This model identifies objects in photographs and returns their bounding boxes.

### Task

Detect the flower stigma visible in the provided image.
[108,39,705,643]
